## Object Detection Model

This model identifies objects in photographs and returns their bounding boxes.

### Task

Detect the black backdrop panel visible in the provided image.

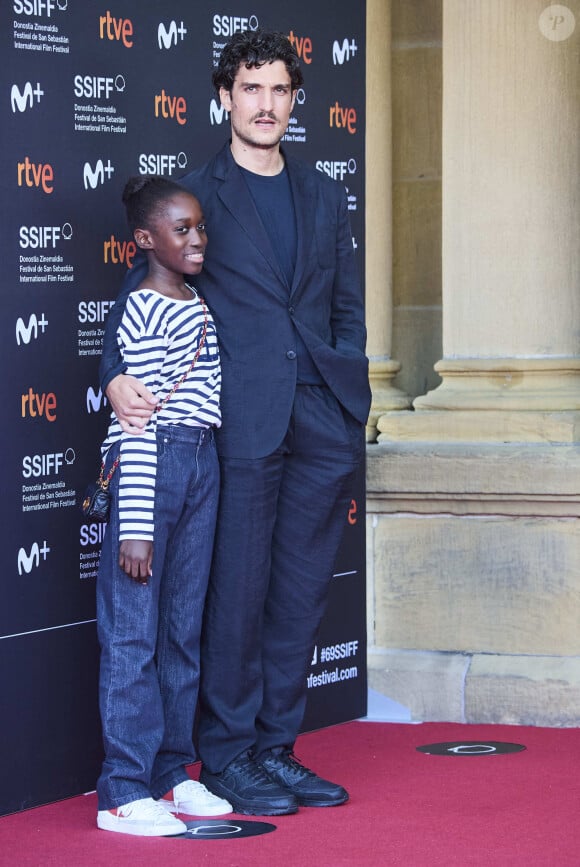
[1,0,366,815]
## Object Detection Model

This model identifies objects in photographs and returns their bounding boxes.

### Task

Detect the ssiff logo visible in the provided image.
[18,540,50,575]
[99,10,133,47]
[332,38,358,65]
[22,449,74,477]
[20,223,72,248]
[139,152,187,175]
[80,522,107,545]
[11,82,44,113]
[78,300,115,323]
[316,157,357,182]
[212,14,259,36]
[74,74,125,99]
[158,20,187,49]
[17,157,54,193]
[13,0,63,16]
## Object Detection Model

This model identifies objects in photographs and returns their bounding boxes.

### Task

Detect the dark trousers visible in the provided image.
[198,385,363,772]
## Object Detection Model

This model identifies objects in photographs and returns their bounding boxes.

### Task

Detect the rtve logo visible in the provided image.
[11,81,44,113]
[329,101,357,134]
[17,540,51,576]
[20,223,73,248]
[348,498,358,525]
[17,157,54,194]
[288,30,312,64]
[158,20,187,50]
[104,235,136,267]
[83,159,114,190]
[16,313,48,345]
[139,152,187,175]
[99,10,133,47]
[21,388,57,421]
[13,0,63,16]
[74,74,125,100]
[332,38,358,65]
[316,157,357,182]
[212,14,259,37]
[22,450,73,477]
[86,386,107,414]
[155,89,187,125]
[209,99,229,126]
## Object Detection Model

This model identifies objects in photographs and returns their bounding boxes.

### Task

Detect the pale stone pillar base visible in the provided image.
[377,358,580,443]
[378,409,580,444]
[414,358,580,411]
[366,358,411,442]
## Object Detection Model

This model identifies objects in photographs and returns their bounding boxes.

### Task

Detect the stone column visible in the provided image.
[378,0,580,443]
[365,0,410,442]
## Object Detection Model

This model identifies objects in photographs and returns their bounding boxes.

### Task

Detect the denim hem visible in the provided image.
[97,785,151,812]
[150,768,190,802]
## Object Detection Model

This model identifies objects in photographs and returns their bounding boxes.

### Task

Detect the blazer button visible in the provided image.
[288,306,295,315]
[286,350,297,360]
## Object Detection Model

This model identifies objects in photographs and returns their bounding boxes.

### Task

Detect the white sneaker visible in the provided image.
[160,779,233,816]
[97,797,187,836]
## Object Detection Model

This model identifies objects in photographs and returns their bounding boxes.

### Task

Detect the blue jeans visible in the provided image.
[96,425,219,810]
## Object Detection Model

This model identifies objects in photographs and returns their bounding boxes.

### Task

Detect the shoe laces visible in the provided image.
[119,798,175,822]
[176,779,215,800]
[229,751,273,785]
[272,751,316,781]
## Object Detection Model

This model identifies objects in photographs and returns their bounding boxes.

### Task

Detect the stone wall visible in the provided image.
[365,0,580,727]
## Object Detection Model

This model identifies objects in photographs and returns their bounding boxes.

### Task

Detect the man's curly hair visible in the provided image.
[212,29,304,95]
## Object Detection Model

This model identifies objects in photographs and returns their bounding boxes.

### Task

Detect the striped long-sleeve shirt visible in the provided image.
[101,286,221,541]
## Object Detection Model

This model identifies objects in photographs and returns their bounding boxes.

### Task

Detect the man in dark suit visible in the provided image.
[100,29,371,816]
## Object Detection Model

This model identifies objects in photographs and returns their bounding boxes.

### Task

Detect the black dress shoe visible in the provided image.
[199,751,299,816]
[257,750,349,807]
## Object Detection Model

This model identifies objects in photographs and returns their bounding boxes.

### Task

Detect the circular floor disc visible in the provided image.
[177,819,277,839]
[417,741,526,756]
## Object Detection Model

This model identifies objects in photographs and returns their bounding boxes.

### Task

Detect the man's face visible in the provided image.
[220,59,296,151]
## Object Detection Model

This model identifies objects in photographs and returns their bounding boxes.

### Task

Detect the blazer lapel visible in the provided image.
[215,152,288,292]
[287,157,317,297]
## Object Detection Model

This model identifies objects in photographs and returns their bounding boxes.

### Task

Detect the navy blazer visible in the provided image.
[100,143,371,459]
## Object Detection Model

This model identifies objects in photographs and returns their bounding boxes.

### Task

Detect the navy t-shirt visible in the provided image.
[240,164,323,384]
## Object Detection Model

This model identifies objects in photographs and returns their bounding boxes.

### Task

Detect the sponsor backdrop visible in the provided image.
[0,0,366,815]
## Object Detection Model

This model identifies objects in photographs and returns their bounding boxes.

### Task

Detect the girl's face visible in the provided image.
[142,191,207,277]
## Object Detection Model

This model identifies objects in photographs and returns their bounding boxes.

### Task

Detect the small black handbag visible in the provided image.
[81,480,112,522]
[80,455,119,522]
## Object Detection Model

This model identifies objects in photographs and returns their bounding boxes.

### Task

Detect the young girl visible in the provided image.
[96,176,231,836]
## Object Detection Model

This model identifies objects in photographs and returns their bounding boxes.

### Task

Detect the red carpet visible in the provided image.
[1,720,579,866]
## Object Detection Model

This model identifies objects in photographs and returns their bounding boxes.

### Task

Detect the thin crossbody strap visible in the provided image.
[100,293,209,485]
